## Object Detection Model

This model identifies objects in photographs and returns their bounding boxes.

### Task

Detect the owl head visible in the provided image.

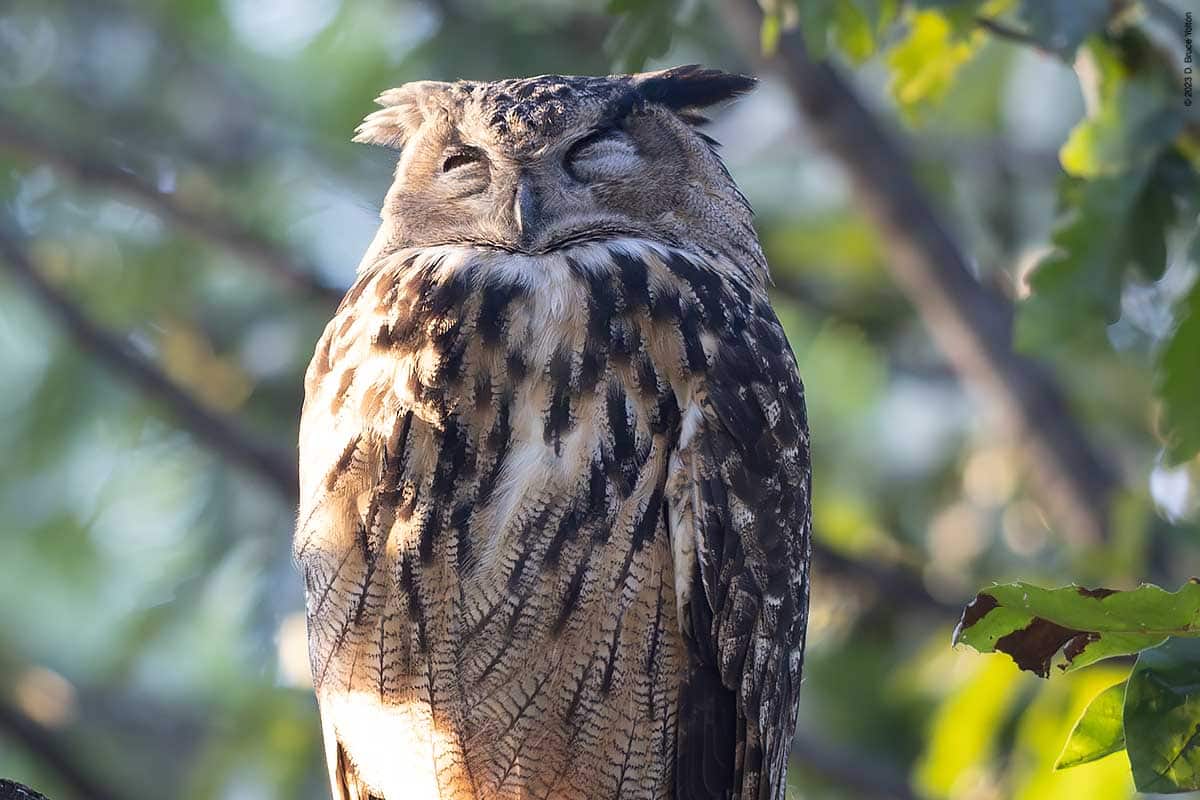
[354,66,762,272]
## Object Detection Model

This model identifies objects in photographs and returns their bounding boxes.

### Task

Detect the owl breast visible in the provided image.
[297,239,751,799]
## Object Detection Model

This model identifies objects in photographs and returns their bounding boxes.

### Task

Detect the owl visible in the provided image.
[296,66,811,800]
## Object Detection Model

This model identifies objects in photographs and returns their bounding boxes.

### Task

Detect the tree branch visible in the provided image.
[0,226,299,499]
[1141,0,1187,30]
[0,702,127,800]
[0,113,344,305]
[975,16,1046,50]
[723,0,1118,546]
[816,545,955,616]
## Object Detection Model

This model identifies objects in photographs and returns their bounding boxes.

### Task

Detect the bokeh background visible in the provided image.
[1,1,1198,798]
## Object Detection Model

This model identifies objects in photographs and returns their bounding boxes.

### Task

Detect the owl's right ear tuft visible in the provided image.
[352,81,453,150]
[632,65,757,112]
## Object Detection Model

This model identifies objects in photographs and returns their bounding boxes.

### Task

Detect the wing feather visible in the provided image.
[669,293,811,800]
[299,257,451,798]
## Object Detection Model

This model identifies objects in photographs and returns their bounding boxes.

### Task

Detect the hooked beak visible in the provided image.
[512,174,542,250]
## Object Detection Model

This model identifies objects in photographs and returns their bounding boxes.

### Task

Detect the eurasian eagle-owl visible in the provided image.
[296,66,811,800]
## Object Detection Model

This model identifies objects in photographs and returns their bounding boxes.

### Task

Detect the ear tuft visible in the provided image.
[352,106,418,149]
[352,81,453,150]
[632,65,756,111]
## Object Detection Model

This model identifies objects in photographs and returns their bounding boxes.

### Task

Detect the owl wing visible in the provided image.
[296,259,449,800]
[668,296,811,800]
[297,278,385,800]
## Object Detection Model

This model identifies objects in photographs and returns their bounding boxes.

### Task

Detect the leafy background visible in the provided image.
[0,0,1197,798]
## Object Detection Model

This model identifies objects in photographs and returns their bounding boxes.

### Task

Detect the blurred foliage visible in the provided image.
[0,0,1198,799]
[955,581,1200,791]
[887,6,990,117]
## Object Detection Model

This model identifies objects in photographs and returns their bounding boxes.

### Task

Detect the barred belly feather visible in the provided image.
[296,238,810,800]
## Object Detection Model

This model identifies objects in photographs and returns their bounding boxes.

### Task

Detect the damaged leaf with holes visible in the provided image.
[953,581,1200,677]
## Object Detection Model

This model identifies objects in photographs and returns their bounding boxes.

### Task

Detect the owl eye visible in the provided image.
[443,146,484,172]
[565,128,640,181]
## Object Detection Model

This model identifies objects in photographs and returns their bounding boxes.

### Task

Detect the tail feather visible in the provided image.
[675,650,739,800]
[322,711,381,800]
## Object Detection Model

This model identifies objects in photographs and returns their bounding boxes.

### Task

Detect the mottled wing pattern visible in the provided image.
[668,276,811,800]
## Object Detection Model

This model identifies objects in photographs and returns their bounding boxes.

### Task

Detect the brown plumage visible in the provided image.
[296,67,811,800]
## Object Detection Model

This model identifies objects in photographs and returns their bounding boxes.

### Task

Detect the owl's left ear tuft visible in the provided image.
[632,65,756,111]
[352,81,453,150]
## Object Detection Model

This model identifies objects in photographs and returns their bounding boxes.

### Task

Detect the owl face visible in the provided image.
[355,67,761,265]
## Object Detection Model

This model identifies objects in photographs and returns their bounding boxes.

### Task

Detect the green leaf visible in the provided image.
[852,0,900,32]
[794,0,921,64]
[761,12,782,56]
[1017,172,1144,350]
[1124,160,1184,282]
[1125,638,1200,792]
[1016,0,1109,59]
[1059,79,1183,179]
[887,9,985,119]
[823,0,900,63]
[1055,680,1127,770]
[1016,154,1181,349]
[910,0,988,36]
[604,0,679,71]
[796,0,839,60]
[831,1,875,63]
[953,581,1200,677]
[1012,666,1136,799]
[1158,276,1200,464]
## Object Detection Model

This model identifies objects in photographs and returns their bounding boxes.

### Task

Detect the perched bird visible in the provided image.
[296,66,811,800]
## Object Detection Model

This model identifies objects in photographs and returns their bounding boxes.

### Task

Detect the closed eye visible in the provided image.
[564,127,619,163]
[443,146,484,172]
[565,127,640,181]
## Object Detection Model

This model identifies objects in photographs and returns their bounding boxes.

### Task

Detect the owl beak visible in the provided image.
[512,175,542,250]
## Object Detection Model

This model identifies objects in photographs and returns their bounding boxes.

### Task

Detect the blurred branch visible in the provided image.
[1141,0,1187,29]
[975,16,1045,49]
[724,0,1119,547]
[770,277,896,331]
[0,226,299,498]
[914,135,1061,174]
[0,113,344,305]
[792,730,924,800]
[816,546,955,616]
[0,701,126,800]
